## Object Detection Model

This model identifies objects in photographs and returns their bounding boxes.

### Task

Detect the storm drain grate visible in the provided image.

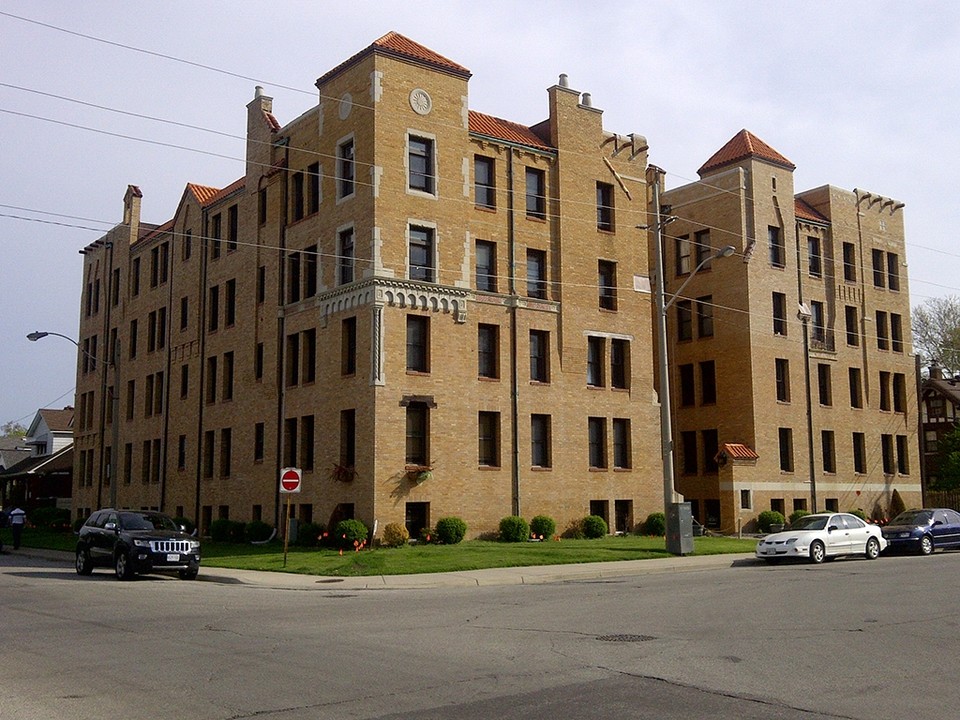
[596,634,657,643]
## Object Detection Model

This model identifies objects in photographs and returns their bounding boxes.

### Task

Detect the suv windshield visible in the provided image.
[119,512,179,532]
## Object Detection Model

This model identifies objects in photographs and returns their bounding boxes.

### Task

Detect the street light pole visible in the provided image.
[27,330,120,508]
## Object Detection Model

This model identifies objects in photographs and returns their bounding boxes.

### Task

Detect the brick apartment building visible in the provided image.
[658,130,922,532]
[72,33,665,538]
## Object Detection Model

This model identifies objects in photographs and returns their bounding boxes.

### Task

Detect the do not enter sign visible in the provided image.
[280,467,302,493]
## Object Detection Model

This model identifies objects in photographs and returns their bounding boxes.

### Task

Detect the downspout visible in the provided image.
[794,223,817,511]
[96,240,114,510]
[854,191,871,404]
[507,150,521,517]
[193,207,210,530]
[275,145,291,533]
[159,234,175,512]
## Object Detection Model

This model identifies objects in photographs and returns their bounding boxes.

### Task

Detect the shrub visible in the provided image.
[788,509,810,526]
[757,510,786,533]
[30,506,71,531]
[174,516,195,534]
[334,518,369,548]
[244,520,273,543]
[498,515,530,543]
[209,518,245,542]
[418,526,435,544]
[296,522,324,547]
[530,515,556,540]
[435,516,467,544]
[847,508,867,521]
[582,515,608,539]
[641,512,666,536]
[382,522,410,548]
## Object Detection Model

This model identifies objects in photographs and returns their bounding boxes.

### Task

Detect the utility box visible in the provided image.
[666,502,694,555]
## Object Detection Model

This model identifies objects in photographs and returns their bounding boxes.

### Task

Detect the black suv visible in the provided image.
[76,509,201,580]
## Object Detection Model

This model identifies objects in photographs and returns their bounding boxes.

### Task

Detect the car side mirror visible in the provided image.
[104,522,117,531]
[933,520,943,527]
[828,525,839,533]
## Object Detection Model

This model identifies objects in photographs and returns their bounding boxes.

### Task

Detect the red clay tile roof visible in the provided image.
[317,31,470,87]
[717,442,759,461]
[795,197,829,224]
[186,178,245,208]
[698,129,795,176]
[469,111,553,151]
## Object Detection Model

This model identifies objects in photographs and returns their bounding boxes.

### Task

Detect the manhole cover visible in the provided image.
[596,634,656,642]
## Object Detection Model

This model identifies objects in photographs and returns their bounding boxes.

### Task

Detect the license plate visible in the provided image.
[166,553,180,562]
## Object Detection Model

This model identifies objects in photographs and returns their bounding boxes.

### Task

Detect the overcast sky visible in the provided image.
[2,0,958,429]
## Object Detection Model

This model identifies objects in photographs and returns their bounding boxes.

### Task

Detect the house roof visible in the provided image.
[717,442,760,462]
[795,197,829,224]
[698,129,796,176]
[38,408,74,433]
[468,110,554,151]
[925,377,960,406]
[317,31,471,87]
[0,443,73,477]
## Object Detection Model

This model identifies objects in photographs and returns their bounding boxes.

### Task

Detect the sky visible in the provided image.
[1,0,958,429]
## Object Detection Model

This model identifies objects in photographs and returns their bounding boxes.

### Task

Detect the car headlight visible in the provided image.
[785,538,798,545]
[189,540,201,551]
[133,538,151,547]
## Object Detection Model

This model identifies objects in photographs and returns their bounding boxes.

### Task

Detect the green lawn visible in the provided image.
[3,526,755,577]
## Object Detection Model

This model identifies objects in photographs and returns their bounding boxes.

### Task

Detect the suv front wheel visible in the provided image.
[115,551,134,580]
[76,549,93,576]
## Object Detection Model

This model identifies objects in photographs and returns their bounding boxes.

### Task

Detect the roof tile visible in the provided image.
[698,129,795,176]
[468,111,553,151]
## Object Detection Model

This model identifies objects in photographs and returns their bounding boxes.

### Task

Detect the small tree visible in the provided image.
[913,295,960,375]
[530,515,556,539]
[498,516,529,543]
[888,489,907,520]
[582,515,608,539]
[641,512,666,536]
[1,421,26,438]
[435,516,467,544]
[757,510,785,533]
[933,425,960,490]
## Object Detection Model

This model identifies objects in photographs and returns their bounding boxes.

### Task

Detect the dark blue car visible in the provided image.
[881,508,960,555]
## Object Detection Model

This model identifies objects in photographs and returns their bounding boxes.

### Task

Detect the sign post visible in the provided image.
[279,467,302,567]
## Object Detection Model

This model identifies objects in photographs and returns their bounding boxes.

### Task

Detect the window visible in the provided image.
[893,373,907,413]
[887,252,900,291]
[808,236,822,278]
[207,356,218,403]
[406,315,430,373]
[530,330,549,382]
[287,251,301,304]
[257,265,266,304]
[700,361,717,405]
[338,138,354,198]
[926,429,939,453]
[882,434,895,475]
[408,135,434,194]
[891,313,904,352]
[769,226,785,267]
[696,296,713,337]
[180,296,189,331]
[302,330,316,384]
[702,430,719,473]
[611,339,629,389]
[531,414,551,467]
[341,317,357,376]
[526,249,547,299]
[126,379,135,420]
[844,305,859,346]
[675,235,691,276]
[182,230,193,261]
[677,300,693,341]
[255,342,264,381]
[284,418,297,468]
[598,260,617,310]
[849,367,863,408]
[409,225,435,282]
[340,410,356,469]
[478,411,500,467]
[779,427,794,472]
[587,336,605,387]
[476,240,497,292]
[132,257,141,296]
[254,422,265,462]
[876,310,889,350]
[225,279,236,327]
[872,249,886,288]
[842,242,856,282]
[853,432,867,473]
[478,324,499,379]
[773,292,787,335]
[818,363,832,406]
[474,155,495,209]
[300,415,314,471]
[210,213,222,259]
[596,182,614,231]
[679,364,695,407]
[258,188,267,225]
[405,403,429,465]
[775,358,791,402]
[180,363,189,398]
[613,419,631,469]
[822,430,836,473]
[695,230,712,268]
[741,490,752,510]
[178,434,187,470]
[203,430,215,478]
[525,167,546,219]
[810,300,825,343]
[220,428,232,477]
[285,333,299,387]
[896,435,909,474]
[129,319,138,360]
[307,162,320,215]
[588,417,607,468]
[223,351,234,401]
[338,227,355,285]
[681,431,698,474]
[292,172,305,221]
[879,371,891,411]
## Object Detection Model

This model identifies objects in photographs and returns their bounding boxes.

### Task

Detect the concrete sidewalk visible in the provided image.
[5,546,757,590]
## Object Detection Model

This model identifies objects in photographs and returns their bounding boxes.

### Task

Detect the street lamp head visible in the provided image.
[716,245,736,259]
[26,331,49,342]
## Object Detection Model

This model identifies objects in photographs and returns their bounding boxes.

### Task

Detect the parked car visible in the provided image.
[75,509,201,580]
[881,508,960,555]
[756,512,886,564]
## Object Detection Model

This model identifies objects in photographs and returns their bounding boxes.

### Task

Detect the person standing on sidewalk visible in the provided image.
[9,506,26,550]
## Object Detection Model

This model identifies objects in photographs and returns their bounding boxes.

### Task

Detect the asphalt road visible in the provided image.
[1,549,957,719]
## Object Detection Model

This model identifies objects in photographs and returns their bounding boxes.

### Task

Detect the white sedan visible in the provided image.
[756,512,887,564]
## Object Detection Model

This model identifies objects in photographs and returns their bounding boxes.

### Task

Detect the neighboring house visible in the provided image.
[72,32,663,538]
[658,130,921,532]
[0,407,74,511]
[920,367,960,492]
